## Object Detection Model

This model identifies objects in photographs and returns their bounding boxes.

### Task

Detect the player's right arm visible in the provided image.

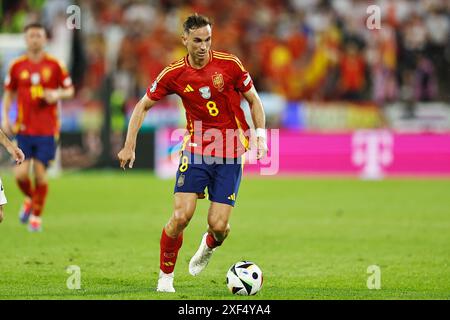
[1,90,15,136]
[117,94,156,169]
[118,61,176,169]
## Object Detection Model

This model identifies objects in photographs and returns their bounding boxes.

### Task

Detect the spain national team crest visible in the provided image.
[212,73,224,92]
[42,67,52,82]
[177,174,185,187]
[199,86,211,99]
[20,70,29,80]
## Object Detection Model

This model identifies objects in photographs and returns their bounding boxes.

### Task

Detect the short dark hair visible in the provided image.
[183,13,212,33]
[24,22,47,34]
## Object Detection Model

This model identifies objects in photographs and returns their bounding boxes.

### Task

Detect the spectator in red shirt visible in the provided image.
[339,42,366,100]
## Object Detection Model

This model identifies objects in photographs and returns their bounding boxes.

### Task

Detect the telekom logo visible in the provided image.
[352,130,394,179]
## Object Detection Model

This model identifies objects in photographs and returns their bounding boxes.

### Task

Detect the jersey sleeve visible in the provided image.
[231,57,253,93]
[57,61,73,88]
[4,61,18,91]
[146,67,174,101]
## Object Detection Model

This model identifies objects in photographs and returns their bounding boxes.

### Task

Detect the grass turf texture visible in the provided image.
[0,171,449,300]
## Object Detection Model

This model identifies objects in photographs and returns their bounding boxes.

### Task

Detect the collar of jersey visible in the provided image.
[185,50,212,70]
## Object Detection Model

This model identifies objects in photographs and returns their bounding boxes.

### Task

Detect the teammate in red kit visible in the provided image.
[118,14,267,292]
[1,22,74,232]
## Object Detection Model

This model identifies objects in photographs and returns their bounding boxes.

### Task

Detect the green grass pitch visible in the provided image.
[0,171,449,300]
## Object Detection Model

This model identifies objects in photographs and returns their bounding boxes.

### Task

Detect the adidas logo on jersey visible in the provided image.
[184,84,194,93]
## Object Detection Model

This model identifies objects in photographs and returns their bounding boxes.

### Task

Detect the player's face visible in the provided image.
[183,25,212,62]
[25,28,47,53]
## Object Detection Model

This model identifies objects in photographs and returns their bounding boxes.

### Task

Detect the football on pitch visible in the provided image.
[226,261,263,295]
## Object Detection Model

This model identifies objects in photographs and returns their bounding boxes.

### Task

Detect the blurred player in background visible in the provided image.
[1,22,74,232]
[0,129,25,223]
[118,14,268,292]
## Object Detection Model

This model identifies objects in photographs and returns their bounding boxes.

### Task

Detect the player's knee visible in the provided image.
[210,221,229,236]
[16,173,29,182]
[35,177,48,186]
[172,209,192,229]
[0,207,4,223]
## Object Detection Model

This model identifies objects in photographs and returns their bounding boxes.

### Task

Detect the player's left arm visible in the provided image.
[43,86,74,104]
[242,86,268,160]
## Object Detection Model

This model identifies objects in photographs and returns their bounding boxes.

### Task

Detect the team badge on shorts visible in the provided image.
[177,174,185,187]
[212,73,224,92]
[199,86,211,99]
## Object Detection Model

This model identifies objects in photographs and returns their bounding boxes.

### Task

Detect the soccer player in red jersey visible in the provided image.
[1,22,74,232]
[118,14,268,292]
[0,129,25,223]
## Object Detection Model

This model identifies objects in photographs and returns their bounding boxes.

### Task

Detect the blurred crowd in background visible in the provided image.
[1,0,449,168]
[2,0,449,103]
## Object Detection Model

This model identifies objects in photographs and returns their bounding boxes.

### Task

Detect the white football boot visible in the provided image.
[189,233,216,276]
[156,270,175,293]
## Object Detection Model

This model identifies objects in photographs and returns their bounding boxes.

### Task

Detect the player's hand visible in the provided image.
[118,147,135,170]
[43,89,60,104]
[7,145,25,165]
[256,137,268,160]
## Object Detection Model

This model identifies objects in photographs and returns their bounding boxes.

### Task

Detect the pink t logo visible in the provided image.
[352,130,394,179]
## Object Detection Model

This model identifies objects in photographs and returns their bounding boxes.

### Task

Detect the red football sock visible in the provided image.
[160,228,183,274]
[32,183,48,217]
[17,178,33,198]
[206,232,223,249]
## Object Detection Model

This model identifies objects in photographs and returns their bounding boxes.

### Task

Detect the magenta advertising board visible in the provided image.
[243,130,450,177]
[155,128,450,178]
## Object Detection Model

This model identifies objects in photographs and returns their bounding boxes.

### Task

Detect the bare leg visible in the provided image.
[33,160,48,186]
[207,201,233,243]
[14,159,32,199]
[157,192,199,292]
[30,160,49,218]
[165,192,198,237]
[189,201,233,276]
[15,160,33,224]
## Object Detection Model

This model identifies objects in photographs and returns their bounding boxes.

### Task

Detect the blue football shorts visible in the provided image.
[174,151,244,207]
[16,134,57,168]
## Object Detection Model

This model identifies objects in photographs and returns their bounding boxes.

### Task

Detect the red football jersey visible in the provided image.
[146,50,253,158]
[4,54,73,136]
